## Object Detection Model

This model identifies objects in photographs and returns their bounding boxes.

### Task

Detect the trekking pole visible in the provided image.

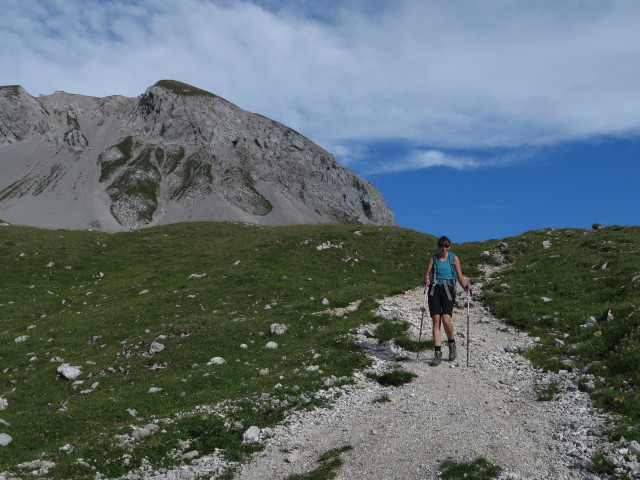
[416,284,428,360]
[466,288,472,367]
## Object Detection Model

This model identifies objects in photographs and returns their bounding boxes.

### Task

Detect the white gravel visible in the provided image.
[233,282,639,480]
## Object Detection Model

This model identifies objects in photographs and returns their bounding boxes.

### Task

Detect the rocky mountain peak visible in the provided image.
[0,80,395,231]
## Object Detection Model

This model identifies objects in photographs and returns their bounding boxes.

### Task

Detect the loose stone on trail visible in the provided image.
[242,426,261,443]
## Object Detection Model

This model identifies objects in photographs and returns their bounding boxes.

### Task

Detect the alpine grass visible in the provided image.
[366,367,417,387]
[285,445,353,480]
[479,225,640,444]
[372,393,391,403]
[1,222,638,477]
[439,456,502,479]
[0,222,433,478]
[373,318,433,353]
[534,379,561,402]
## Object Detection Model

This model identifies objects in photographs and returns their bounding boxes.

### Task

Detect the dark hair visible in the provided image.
[437,235,451,247]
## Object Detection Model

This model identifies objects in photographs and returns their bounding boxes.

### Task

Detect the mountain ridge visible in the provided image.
[0,80,395,231]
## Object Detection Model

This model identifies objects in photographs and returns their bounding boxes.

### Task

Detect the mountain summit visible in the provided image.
[0,80,395,230]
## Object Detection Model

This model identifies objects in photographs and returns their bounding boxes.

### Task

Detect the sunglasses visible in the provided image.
[439,244,450,248]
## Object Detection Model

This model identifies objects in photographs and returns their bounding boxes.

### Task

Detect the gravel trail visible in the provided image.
[234,280,635,480]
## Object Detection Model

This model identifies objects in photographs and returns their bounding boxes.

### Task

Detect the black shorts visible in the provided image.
[428,284,456,317]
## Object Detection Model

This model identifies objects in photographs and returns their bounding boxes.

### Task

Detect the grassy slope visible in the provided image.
[0,223,435,477]
[479,226,640,441]
[0,222,638,478]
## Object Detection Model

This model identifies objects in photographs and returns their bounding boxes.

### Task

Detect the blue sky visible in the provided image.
[1,0,638,242]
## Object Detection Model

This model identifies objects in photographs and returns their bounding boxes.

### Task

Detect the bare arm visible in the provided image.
[454,255,472,291]
[424,257,434,285]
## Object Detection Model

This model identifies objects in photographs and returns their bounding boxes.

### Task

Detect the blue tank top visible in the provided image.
[435,253,454,280]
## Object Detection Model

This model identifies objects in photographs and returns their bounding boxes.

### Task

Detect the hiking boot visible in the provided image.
[449,343,457,361]
[429,351,442,366]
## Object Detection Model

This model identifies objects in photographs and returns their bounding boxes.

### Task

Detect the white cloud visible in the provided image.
[2,0,640,172]
[365,150,481,175]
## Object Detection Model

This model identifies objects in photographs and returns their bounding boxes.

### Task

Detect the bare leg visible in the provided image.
[432,315,442,347]
[441,314,455,342]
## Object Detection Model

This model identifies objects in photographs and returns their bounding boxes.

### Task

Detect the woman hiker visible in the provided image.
[424,236,473,366]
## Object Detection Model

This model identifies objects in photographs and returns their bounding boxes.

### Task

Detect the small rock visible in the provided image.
[207,357,226,365]
[242,426,261,443]
[631,274,640,282]
[322,298,330,305]
[148,387,162,394]
[541,297,553,303]
[270,323,288,335]
[542,240,552,249]
[0,433,12,446]
[183,450,199,460]
[149,341,165,354]
[629,440,640,454]
[132,423,159,440]
[0,398,7,411]
[57,364,82,380]
[265,342,278,349]
[139,289,149,295]
[14,335,28,343]
[285,450,300,463]
[555,338,565,347]
[188,273,206,280]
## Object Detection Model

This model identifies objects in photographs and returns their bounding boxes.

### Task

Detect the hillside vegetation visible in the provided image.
[0,223,438,478]
[479,225,640,444]
[0,222,638,479]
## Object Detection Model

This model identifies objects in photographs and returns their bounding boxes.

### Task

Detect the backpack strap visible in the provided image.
[429,254,438,296]
[448,252,457,280]
[443,252,457,300]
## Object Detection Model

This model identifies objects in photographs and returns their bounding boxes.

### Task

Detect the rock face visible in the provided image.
[0,80,395,230]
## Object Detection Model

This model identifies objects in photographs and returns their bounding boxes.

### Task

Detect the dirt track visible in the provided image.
[234,283,610,480]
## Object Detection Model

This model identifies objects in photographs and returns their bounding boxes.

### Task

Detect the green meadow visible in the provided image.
[0,222,638,478]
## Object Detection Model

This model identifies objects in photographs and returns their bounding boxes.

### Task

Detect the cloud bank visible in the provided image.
[2,0,640,173]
